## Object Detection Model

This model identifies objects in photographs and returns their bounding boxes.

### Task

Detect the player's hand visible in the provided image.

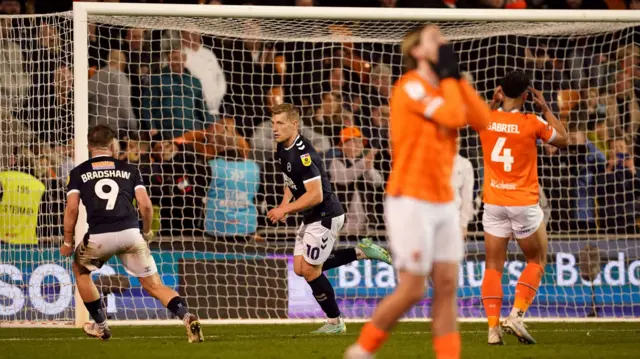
[60,242,74,257]
[490,86,503,109]
[528,86,551,113]
[267,207,287,224]
[143,230,155,242]
[432,43,461,80]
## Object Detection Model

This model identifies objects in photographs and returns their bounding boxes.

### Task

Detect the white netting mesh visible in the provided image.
[1,10,640,324]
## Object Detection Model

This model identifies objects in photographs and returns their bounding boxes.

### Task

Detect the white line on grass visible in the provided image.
[1,327,638,342]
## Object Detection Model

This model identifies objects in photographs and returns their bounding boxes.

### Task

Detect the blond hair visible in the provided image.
[401,25,426,71]
[272,103,300,123]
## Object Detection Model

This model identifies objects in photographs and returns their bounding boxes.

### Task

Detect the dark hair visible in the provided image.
[88,125,116,148]
[501,70,531,99]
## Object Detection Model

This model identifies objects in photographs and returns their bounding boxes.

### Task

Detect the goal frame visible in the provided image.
[67,2,640,328]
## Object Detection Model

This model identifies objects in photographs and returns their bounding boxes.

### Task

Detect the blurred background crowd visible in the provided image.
[1,0,639,244]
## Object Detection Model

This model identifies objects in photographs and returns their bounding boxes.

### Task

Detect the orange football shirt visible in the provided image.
[479,108,557,206]
[386,70,490,203]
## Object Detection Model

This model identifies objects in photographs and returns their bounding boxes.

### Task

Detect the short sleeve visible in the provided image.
[533,115,557,144]
[133,167,145,191]
[299,153,322,184]
[66,168,81,196]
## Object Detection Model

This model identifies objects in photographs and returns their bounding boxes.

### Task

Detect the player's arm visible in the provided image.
[280,178,323,215]
[60,169,81,255]
[530,87,568,148]
[63,193,80,248]
[459,79,493,130]
[280,184,294,207]
[403,78,466,129]
[132,168,154,238]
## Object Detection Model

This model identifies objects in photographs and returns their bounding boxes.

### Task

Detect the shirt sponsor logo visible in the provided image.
[490,179,517,190]
[300,153,312,167]
[91,161,116,170]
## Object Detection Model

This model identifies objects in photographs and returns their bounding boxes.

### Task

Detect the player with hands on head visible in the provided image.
[60,125,203,343]
[476,71,568,346]
[267,103,392,335]
[346,25,492,359]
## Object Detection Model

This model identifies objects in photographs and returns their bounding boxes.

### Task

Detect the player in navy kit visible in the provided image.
[266,104,392,334]
[59,125,203,343]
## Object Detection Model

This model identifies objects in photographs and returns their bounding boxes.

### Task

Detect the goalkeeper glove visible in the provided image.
[430,43,461,80]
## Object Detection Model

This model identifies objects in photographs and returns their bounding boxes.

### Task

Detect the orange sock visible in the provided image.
[512,262,544,317]
[433,332,461,359]
[356,322,389,354]
[481,268,503,328]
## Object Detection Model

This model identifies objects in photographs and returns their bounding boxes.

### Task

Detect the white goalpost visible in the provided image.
[0,3,639,328]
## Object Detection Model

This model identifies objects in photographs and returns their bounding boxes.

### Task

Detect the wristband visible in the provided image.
[63,242,73,248]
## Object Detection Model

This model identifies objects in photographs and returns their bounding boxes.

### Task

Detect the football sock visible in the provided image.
[433,331,461,359]
[512,262,544,318]
[167,296,190,320]
[322,248,358,271]
[481,268,503,328]
[84,298,106,324]
[356,322,389,354]
[307,274,341,319]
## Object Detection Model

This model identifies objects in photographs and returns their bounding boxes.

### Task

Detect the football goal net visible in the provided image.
[0,3,639,327]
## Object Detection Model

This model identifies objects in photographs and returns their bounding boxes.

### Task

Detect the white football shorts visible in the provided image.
[482,203,544,240]
[385,196,464,276]
[294,214,345,266]
[75,228,158,277]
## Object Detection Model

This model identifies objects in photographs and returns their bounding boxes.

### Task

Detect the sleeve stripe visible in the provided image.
[536,115,549,126]
[424,97,444,118]
[546,127,557,144]
[303,176,321,184]
[66,189,80,196]
[134,185,146,191]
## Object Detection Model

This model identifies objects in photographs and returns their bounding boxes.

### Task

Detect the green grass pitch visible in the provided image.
[1,322,639,359]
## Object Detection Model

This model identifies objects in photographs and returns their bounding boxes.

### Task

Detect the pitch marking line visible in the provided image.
[0,328,638,342]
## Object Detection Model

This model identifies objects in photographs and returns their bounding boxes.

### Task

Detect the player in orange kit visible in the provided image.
[345,25,492,359]
[478,71,568,345]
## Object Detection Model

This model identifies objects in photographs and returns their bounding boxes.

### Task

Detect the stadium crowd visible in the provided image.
[0,0,639,243]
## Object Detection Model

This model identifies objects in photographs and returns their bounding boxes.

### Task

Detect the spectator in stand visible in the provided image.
[0,0,22,14]
[152,140,210,234]
[327,127,383,235]
[204,149,260,239]
[454,0,527,8]
[368,64,392,103]
[143,48,215,140]
[546,0,610,9]
[124,27,161,122]
[0,17,29,115]
[181,31,227,117]
[88,49,137,136]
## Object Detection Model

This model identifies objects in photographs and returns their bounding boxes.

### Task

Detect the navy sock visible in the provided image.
[307,274,341,319]
[322,248,358,271]
[84,298,106,324]
[167,296,190,320]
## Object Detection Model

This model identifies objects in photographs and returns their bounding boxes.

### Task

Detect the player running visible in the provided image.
[60,125,203,343]
[345,25,492,359]
[478,71,568,345]
[266,103,392,334]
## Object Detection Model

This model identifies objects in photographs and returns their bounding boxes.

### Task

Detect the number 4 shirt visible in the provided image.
[479,108,557,207]
[67,156,144,234]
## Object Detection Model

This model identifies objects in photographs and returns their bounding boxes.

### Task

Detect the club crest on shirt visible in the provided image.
[91,161,115,170]
[300,153,311,167]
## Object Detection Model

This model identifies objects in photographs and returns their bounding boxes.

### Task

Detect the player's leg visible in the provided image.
[481,204,512,345]
[73,234,112,340]
[430,203,464,359]
[345,197,431,358]
[321,238,392,272]
[118,229,203,343]
[294,216,346,334]
[502,205,546,345]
